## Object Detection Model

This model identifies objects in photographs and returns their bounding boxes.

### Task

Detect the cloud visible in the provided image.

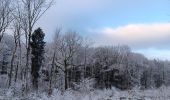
[91,23,170,49]
[36,0,169,44]
[34,0,170,60]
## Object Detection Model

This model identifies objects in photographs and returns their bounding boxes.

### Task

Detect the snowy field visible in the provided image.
[0,86,170,100]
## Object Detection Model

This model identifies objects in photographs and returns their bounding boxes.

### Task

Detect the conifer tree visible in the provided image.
[31,28,45,89]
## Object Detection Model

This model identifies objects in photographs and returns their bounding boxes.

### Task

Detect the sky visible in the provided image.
[37,0,170,60]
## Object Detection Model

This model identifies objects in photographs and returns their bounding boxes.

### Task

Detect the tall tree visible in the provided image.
[30,28,45,90]
[15,0,53,90]
[0,0,13,43]
[8,14,22,87]
[53,31,82,90]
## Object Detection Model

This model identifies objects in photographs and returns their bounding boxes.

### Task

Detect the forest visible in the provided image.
[0,0,170,99]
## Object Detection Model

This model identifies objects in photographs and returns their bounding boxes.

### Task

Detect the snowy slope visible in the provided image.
[0,86,170,100]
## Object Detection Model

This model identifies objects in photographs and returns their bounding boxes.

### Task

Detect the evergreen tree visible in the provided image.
[30,28,45,90]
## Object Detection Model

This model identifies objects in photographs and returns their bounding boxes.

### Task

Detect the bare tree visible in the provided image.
[8,13,22,87]
[48,28,61,95]
[15,0,54,91]
[0,0,13,43]
[52,31,82,90]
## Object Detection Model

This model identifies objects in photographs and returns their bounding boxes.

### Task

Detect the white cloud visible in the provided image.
[91,23,170,49]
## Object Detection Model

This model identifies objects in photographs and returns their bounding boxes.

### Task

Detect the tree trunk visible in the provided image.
[15,61,19,82]
[64,59,68,90]
[9,45,17,87]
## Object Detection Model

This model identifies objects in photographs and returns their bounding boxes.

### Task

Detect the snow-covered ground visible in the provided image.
[0,86,170,100]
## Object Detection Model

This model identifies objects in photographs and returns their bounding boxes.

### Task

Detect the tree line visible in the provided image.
[0,0,170,96]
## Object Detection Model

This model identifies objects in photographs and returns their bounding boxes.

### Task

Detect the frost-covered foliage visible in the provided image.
[1,86,170,100]
[1,0,170,99]
[1,31,170,97]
